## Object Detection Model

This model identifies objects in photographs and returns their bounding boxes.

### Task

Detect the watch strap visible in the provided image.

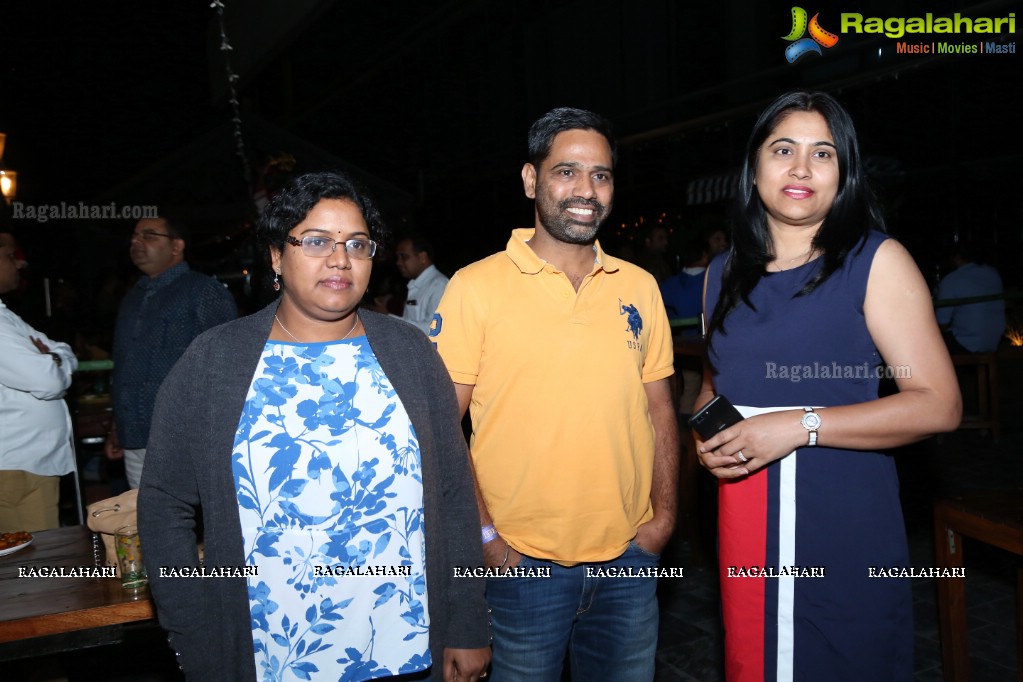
[801,407,819,447]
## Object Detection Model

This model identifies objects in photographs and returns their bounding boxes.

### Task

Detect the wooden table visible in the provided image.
[934,493,1023,681]
[0,525,156,659]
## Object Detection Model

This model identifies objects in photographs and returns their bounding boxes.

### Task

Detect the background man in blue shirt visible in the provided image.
[935,245,1005,353]
[105,216,236,487]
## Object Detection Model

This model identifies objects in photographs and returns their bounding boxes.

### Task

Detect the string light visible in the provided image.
[210,0,252,194]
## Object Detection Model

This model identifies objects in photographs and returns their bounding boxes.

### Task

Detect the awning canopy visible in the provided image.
[686,173,739,206]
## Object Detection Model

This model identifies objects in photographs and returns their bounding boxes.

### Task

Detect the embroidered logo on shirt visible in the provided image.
[619,299,643,341]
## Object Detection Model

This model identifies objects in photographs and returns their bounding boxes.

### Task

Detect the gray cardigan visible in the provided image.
[138,302,488,681]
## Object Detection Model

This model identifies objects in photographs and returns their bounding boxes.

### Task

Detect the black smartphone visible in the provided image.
[688,394,744,441]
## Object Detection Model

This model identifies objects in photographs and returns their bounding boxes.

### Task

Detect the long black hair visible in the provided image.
[708,90,885,340]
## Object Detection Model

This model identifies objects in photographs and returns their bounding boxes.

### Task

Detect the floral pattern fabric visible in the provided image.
[233,338,430,681]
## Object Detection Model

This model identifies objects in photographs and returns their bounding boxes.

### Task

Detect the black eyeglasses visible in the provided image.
[286,235,378,259]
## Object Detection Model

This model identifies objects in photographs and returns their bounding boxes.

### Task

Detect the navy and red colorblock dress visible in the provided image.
[705,231,912,682]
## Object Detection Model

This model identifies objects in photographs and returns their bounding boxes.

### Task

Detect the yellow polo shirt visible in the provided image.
[433,229,674,563]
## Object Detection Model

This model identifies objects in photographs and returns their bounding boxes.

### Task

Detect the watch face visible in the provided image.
[802,413,822,430]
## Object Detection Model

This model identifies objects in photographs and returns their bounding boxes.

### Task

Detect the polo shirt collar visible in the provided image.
[506,228,621,275]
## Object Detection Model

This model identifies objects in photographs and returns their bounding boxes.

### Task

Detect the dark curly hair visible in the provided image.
[257,171,389,261]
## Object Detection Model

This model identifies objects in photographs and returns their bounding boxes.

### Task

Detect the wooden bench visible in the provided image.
[934,493,1023,681]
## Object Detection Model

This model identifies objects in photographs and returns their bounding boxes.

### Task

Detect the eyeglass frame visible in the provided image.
[285,235,378,259]
[131,230,178,242]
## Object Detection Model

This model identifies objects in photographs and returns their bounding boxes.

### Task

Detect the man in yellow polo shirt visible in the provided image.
[432,108,678,681]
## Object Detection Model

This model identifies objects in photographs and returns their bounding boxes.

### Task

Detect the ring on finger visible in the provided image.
[735,450,748,464]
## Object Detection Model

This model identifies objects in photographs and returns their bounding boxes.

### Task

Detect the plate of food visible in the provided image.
[0,531,34,557]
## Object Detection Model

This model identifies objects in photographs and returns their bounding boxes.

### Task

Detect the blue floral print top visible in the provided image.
[232,338,430,681]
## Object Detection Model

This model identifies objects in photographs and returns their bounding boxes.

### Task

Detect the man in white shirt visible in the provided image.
[395,234,449,334]
[0,232,77,531]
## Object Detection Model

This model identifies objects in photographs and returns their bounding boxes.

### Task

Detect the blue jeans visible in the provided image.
[485,542,660,682]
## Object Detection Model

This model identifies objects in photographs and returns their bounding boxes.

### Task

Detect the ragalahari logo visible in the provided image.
[783,7,839,62]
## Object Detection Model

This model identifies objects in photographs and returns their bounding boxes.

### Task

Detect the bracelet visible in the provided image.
[481,524,498,544]
[498,545,510,569]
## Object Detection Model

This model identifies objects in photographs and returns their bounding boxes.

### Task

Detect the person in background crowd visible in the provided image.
[0,231,77,532]
[705,226,729,256]
[106,215,236,488]
[935,243,1006,353]
[661,231,710,418]
[634,224,672,283]
[433,108,678,682]
[395,233,449,334]
[697,90,960,681]
[660,231,709,324]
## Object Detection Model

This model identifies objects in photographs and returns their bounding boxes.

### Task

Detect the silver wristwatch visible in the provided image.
[801,407,821,447]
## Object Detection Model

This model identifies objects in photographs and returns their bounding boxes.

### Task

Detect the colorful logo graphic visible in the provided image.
[619,300,643,340]
[783,7,839,63]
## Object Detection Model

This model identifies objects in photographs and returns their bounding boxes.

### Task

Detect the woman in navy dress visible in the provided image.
[696,91,961,681]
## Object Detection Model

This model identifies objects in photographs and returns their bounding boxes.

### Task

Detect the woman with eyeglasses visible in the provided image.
[139,171,491,682]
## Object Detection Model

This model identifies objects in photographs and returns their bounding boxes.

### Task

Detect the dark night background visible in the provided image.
[0,0,1019,340]
[0,4,1021,679]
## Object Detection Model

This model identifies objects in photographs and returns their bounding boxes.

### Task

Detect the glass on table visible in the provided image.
[114,524,148,590]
